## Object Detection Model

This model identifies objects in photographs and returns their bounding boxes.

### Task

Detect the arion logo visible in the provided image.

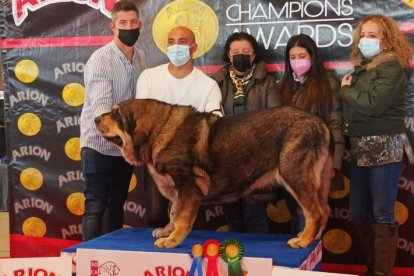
[11,0,114,26]
[90,260,120,276]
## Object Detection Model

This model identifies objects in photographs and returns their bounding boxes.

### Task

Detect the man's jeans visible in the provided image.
[349,161,405,224]
[81,147,133,241]
[224,198,269,233]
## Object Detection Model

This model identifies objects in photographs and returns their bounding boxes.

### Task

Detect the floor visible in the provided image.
[0,212,10,257]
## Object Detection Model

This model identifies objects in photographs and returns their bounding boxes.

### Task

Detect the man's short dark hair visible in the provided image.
[111,0,139,21]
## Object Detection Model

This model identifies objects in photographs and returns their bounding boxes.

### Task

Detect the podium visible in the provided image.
[62,227,322,275]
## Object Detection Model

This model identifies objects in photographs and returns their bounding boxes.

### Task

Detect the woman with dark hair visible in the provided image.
[215,31,282,233]
[279,34,344,233]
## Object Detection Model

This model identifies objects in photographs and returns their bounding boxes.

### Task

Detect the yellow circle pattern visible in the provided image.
[62,83,85,107]
[402,0,414,9]
[322,229,352,254]
[266,199,292,223]
[18,113,42,136]
[66,192,85,216]
[15,59,39,83]
[329,175,350,199]
[216,225,229,232]
[395,201,409,226]
[128,174,138,192]
[20,167,44,191]
[152,0,219,59]
[64,137,81,161]
[22,217,47,237]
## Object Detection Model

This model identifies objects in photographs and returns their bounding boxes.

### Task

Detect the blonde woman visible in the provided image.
[340,14,413,276]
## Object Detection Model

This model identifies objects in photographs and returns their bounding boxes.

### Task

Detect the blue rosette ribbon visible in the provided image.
[189,243,204,276]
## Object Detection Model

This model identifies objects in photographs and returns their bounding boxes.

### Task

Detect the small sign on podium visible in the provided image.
[75,248,273,276]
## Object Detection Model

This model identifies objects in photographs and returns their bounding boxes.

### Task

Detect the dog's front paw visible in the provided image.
[287,237,311,248]
[154,237,179,248]
[152,227,173,238]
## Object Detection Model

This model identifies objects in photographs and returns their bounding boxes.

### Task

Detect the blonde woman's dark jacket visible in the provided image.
[215,61,282,114]
[340,52,408,137]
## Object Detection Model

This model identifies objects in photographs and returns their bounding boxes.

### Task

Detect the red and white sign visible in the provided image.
[75,248,273,276]
[0,256,72,276]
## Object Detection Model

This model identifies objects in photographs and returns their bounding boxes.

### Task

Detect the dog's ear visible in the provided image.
[132,118,150,146]
[121,101,151,146]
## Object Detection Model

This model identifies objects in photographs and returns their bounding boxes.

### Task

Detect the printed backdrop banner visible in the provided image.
[1,0,414,267]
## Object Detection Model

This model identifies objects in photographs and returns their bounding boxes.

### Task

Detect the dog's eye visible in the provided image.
[112,136,123,146]
[106,136,123,147]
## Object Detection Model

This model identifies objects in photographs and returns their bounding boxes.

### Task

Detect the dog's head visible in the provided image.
[95,99,153,165]
[95,105,125,147]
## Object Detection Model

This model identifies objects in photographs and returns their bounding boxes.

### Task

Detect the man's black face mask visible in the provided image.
[118,28,140,47]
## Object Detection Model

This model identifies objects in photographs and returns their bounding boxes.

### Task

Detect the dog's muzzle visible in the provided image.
[94,116,101,125]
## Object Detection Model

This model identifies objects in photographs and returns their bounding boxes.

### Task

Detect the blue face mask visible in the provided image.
[167,44,192,66]
[358,37,381,58]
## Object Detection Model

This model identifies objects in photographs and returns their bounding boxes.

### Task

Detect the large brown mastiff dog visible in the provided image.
[95,99,333,249]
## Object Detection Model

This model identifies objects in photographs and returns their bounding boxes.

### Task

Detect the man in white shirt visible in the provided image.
[136,26,222,226]
[136,26,222,116]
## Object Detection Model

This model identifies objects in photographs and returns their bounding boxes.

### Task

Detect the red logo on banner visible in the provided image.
[90,260,98,276]
[11,0,116,26]
[144,266,190,276]
[12,268,57,276]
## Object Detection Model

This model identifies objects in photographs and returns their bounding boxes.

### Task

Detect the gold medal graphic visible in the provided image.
[62,83,85,107]
[22,216,47,237]
[330,175,350,199]
[18,113,41,136]
[402,0,414,9]
[395,200,409,226]
[15,59,39,83]
[128,173,138,192]
[20,167,44,191]
[216,225,229,232]
[152,0,219,59]
[266,199,292,223]
[64,137,81,161]
[322,228,352,254]
[66,192,85,216]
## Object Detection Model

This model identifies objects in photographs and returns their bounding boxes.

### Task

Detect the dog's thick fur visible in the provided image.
[95,99,333,249]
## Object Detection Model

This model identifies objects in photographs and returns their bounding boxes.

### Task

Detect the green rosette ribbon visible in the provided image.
[220,238,244,276]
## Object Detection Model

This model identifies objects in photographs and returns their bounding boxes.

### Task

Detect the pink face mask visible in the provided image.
[290,58,312,77]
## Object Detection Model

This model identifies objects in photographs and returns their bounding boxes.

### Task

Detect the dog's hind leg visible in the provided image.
[315,154,333,239]
[154,188,201,248]
[286,186,323,249]
[288,148,330,248]
[276,152,327,248]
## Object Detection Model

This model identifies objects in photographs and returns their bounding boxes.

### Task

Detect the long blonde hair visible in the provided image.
[351,14,412,67]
